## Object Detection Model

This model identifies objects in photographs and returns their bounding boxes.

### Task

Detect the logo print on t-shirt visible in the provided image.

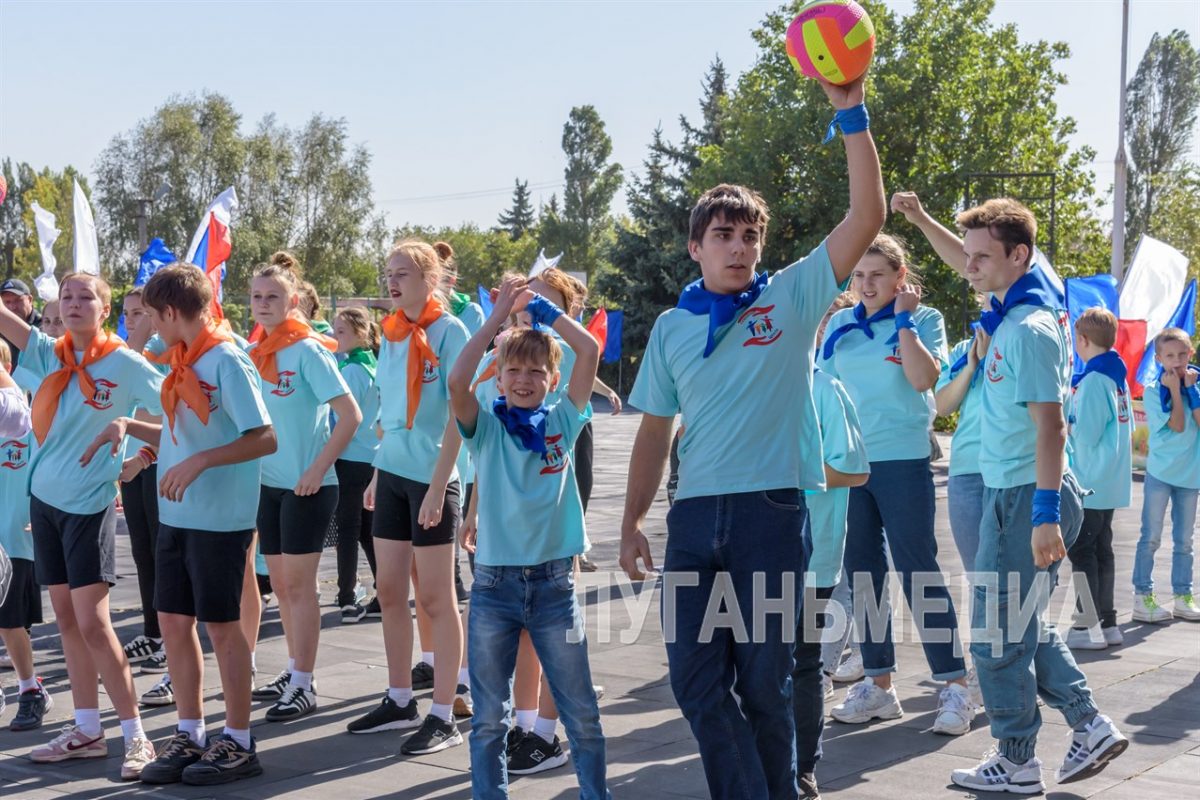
[421,360,438,385]
[272,371,297,397]
[885,345,903,365]
[739,305,782,348]
[1,439,28,470]
[539,433,569,475]
[986,348,1004,383]
[1117,393,1131,424]
[85,379,118,410]
[199,380,219,412]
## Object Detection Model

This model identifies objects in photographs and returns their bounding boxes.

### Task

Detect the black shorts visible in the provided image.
[373,471,460,547]
[30,497,117,589]
[257,485,339,556]
[0,558,43,629]
[155,526,253,623]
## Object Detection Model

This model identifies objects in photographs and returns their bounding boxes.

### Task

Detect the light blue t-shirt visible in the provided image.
[143,335,171,376]
[630,241,840,500]
[375,312,469,483]
[979,304,1073,490]
[337,360,380,465]
[461,399,592,567]
[819,304,947,463]
[158,342,272,531]
[1067,369,1133,509]
[0,430,33,561]
[21,329,164,514]
[1143,378,1200,490]
[457,302,486,336]
[804,370,869,588]
[936,338,984,477]
[251,338,349,490]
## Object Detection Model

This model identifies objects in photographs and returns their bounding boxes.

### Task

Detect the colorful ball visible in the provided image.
[786,0,876,86]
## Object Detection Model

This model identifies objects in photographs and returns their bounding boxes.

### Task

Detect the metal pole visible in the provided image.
[1112,0,1131,280]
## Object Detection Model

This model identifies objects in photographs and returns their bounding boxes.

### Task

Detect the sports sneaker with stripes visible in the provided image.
[265,684,317,722]
[140,675,175,707]
[340,602,367,624]
[1056,714,1128,783]
[346,696,421,734]
[507,731,568,775]
[181,733,263,786]
[141,648,169,674]
[400,714,462,755]
[123,635,158,664]
[951,750,1044,794]
[251,669,291,702]
[30,724,107,762]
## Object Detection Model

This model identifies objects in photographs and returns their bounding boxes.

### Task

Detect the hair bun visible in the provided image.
[269,250,302,275]
[433,241,455,262]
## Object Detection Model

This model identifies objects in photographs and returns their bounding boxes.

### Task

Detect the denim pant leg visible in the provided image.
[844,481,894,676]
[663,497,768,800]
[467,566,526,800]
[526,559,610,800]
[1133,473,1171,594]
[820,571,854,673]
[1169,485,1199,595]
[794,515,825,777]
[948,472,986,575]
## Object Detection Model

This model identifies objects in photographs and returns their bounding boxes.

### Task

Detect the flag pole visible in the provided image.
[1112,0,1130,281]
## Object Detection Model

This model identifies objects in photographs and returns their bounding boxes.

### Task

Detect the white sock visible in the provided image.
[119,716,146,744]
[224,726,252,750]
[75,708,102,738]
[18,676,39,693]
[429,702,452,723]
[387,686,413,706]
[421,652,435,667]
[533,716,557,743]
[178,718,206,747]
[290,670,313,691]
[287,657,295,672]
[457,668,470,689]
[250,651,257,672]
[515,709,537,731]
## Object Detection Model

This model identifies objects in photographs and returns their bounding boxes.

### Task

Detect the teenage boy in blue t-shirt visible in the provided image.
[618,74,885,800]
[449,277,607,800]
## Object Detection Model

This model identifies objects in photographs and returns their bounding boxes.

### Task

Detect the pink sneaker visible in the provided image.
[121,736,156,780]
[30,724,107,762]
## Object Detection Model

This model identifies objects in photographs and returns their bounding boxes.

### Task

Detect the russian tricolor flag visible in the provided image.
[184,186,238,320]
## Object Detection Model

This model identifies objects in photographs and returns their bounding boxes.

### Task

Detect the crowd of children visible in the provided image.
[0,71,1197,800]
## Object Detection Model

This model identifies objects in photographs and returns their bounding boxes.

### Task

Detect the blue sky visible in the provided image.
[1,1,1197,231]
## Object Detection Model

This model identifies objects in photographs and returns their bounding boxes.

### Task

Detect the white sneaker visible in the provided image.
[832,650,864,683]
[0,650,13,669]
[951,749,1045,794]
[1066,625,1107,651]
[830,677,903,724]
[1057,713,1128,783]
[932,683,976,736]
[1132,592,1172,623]
[1102,626,1124,646]
[1173,593,1200,621]
[821,673,834,702]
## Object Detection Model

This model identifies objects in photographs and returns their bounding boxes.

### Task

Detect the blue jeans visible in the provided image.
[467,559,610,800]
[1133,472,1198,595]
[664,489,808,800]
[794,526,827,777]
[971,474,1097,763]
[948,472,986,573]
[844,459,966,681]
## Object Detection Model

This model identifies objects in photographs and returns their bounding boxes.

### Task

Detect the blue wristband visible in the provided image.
[1031,489,1061,527]
[526,294,564,328]
[823,103,870,144]
[894,310,917,335]
[1185,384,1200,410]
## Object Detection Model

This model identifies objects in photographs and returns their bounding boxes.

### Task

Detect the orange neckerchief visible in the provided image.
[471,359,497,392]
[148,323,232,441]
[381,297,444,429]
[250,318,336,386]
[31,331,125,445]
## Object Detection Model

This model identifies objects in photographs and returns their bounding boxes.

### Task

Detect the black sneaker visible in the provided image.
[506,726,527,758]
[341,602,367,624]
[140,674,175,707]
[139,731,205,784]
[347,695,421,734]
[10,679,53,731]
[799,772,822,800]
[181,733,263,786]
[141,648,168,674]
[411,661,435,690]
[251,669,290,702]
[265,684,317,722]
[123,635,159,663]
[400,714,462,755]
[507,732,568,775]
[364,597,383,618]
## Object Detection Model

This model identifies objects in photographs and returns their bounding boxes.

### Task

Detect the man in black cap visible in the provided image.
[0,279,42,368]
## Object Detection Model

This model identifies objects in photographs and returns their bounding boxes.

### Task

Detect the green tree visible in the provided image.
[0,159,35,279]
[391,223,541,295]
[496,179,536,240]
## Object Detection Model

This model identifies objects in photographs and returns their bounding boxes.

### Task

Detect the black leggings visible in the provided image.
[121,465,161,639]
[334,459,377,606]
[574,421,594,513]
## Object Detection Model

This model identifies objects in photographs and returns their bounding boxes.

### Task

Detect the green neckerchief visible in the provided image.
[339,347,377,381]
[449,290,471,317]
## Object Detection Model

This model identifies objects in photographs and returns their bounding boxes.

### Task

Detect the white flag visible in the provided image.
[528,248,563,278]
[30,201,61,302]
[1120,235,1190,345]
[72,179,100,275]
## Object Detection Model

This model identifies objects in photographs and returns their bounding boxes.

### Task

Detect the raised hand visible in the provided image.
[895,283,921,314]
[890,192,928,225]
[816,72,865,110]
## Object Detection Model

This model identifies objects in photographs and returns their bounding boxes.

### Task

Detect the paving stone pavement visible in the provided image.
[2,412,1197,798]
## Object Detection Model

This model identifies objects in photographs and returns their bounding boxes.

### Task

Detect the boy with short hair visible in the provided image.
[92,264,277,785]
[1132,327,1200,623]
[1065,308,1133,649]
[448,277,608,800]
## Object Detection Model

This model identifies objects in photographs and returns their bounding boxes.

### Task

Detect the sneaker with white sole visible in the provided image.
[141,648,169,674]
[1132,592,1172,623]
[821,672,834,702]
[181,733,263,786]
[1102,625,1124,646]
[141,674,175,707]
[346,695,421,734]
[453,684,473,719]
[251,669,291,702]
[932,683,976,736]
[121,736,156,780]
[951,749,1045,794]
[340,603,367,624]
[1173,593,1200,621]
[830,677,903,724]
[123,635,157,664]
[1066,625,1107,651]
[265,684,317,722]
[1057,713,1128,783]
[401,714,462,755]
[966,666,985,710]
[30,724,107,762]
[11,679,53,731]
[507,731,569,775]
[832,650,864,683]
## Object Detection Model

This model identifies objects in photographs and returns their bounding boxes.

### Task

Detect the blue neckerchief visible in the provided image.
[821,301,898,361]
[1157,365,1200,413]
[677,271,769,358]
[949,322,983,376]
[492,397,549,454]
[1072,351,1127,393]
[979,264,1064,336]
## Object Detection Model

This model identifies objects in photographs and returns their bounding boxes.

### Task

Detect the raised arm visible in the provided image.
[894,286,940,392]
[449,276,528,433]
[891,192,967,276]
[549,311,600,413]
[0,302,33,352]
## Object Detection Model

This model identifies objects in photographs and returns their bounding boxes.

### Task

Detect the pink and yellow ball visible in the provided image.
[786,0,876,86]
